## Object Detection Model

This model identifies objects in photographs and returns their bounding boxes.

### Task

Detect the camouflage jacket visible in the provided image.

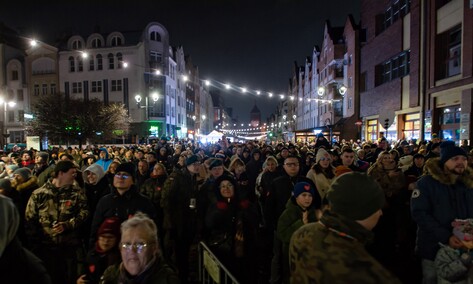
[289,211,402,284]
[140,175,167,207]
[25,181,88,247]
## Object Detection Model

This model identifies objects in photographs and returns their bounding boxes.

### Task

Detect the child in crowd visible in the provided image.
[277,182,318,284]
[435,219,473,283]
[77,217,121,284]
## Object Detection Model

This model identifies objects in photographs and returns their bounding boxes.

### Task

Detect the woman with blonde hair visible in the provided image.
[306,148,335,202]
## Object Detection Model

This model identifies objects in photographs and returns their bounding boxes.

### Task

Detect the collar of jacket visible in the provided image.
[111,185,139,199]
[319,210,374,245]
[424,157,473,187]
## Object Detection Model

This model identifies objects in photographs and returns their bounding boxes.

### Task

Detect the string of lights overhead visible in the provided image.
[27,37,341,134]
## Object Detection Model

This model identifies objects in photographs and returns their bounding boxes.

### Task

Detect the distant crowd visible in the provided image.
[1,133,473,284]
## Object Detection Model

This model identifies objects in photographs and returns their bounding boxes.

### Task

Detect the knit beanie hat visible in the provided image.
[186,154,200,166]
[452,219,473,241]
[6,165,19,172]
[292,182,315,198]
[115,162,136,181]
[316,148,331,164]
[97,217,121,239]
[327,172,385,221]
[440,141,467,165]
[13,168,32,181]
[209,158,224,170]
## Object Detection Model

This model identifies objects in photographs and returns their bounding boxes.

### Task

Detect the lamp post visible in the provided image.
[0,98,16,150]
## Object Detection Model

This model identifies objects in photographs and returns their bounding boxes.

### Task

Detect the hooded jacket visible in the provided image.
[411,157,473,260]
[96,148,113,171]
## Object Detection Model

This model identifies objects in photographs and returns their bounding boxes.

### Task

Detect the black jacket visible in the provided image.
[89,185,156,247]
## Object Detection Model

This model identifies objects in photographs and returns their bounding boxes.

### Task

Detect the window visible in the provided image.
[150,31,161,42]
[34,84,40,96]
[77,56,83,72]
[111,36,122,46]
[18,110,24,122]
[72,40,82,50]
[50,84,57,94]
[108,53,114,69]
[376,50,410,86]
[91,38,102,48]
[403,113,420,140]
[11,70,18,81]
[72,82,82,94]
[367,119,378,142]
[436,25,462,80]
[69,56,75,72]
[96,54,103,70]
[91,81,102,93]
[8,110,14,122]
[17,90,23,101]
[42,84,48,95]
[117,53,123,69]
[111,80,122,92]
[377,0,411,34]
[89,58,95,71]
[440,107,461,124]
[149,51,163,69]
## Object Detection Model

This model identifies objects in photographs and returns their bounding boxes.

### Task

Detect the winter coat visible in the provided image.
[289,210,402,284]
[411,158,473,260]
[89,185,156,248]
[277,198,317,284]
[83,164,111,215]
[96,148,113,171]
[25,181,89,247]
[204,185,258,283]
[264,173,321,232]
[100,257,179,284]
[306,166,335,201]
[81,246,121,284]
[435,243,473,284]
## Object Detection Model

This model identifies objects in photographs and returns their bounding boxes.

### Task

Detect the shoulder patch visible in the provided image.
[412,189,421,198]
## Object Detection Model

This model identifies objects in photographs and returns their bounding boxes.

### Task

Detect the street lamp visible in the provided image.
[0,98,16,149]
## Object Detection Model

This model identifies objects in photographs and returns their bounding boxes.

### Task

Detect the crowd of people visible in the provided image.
[0,133,473,284]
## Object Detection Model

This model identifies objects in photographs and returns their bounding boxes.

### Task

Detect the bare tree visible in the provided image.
[26,94,131,147]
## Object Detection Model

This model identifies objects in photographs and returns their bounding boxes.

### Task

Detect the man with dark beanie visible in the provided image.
[289,172,401,283]
[411,140,473,283]
[89,162,156,248]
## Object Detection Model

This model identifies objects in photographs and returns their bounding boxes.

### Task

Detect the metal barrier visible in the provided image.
[198,241,240,284]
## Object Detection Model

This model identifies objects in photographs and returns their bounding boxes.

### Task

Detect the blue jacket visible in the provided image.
[411,158,473,260]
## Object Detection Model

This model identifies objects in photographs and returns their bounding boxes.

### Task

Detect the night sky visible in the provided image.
[1,0,360,122]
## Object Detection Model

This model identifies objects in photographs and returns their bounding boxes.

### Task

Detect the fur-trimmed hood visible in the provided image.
[424,157,473,187]
[14,175,38,192]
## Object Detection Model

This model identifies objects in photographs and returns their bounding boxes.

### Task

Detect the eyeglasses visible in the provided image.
[319,158,331,162]
[115,173,130,179]
[119,242,151,253]
[284,162,299,167]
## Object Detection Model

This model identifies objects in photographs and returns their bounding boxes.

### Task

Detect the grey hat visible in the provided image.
[13,168,32,181]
